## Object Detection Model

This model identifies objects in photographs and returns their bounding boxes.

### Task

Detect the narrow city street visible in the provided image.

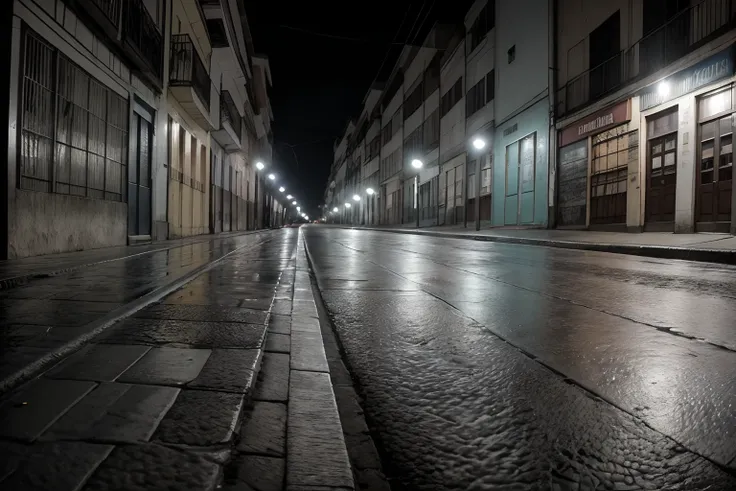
[304,226,736,490]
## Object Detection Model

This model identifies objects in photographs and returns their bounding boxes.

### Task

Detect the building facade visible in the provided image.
[556,0,736,234]
[3,0,280,259]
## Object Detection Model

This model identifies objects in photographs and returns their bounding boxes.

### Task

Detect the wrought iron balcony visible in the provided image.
[220,90,242,141]
[65,0,163,88]
[557,0,736,117]
[170,34,211,110]
[123,0,163,83]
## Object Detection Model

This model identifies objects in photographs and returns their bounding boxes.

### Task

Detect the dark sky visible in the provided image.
[246,1,473,217]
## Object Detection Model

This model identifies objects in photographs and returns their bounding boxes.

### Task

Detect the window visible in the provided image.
[403,126,423,163]
[404,80,424,120]
[381,120,392,145]
[485,69,495,102]
[441,77,463,117]
[380,148,401,181]
[423,109,440,150]
[424,54,441,98]
[507,45,516,63]
[368,135,381,160]
[20,29,128,200]
[468,1,495,53]
[466,78,486,117]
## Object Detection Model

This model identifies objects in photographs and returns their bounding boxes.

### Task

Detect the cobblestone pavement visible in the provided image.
[0,231,272,390]
[0,228,354,490]
[304,226,736,490]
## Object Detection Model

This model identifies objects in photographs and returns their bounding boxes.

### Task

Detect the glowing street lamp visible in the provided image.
[333,207,338,212]
[297,206,301,212]
[268,173,275,181]
[286,194,293,200]
[472,137,486,150]
[292,201,297,205]
[255,161,265,171]
[366,188,375,195]
[352,194,360,202]
[411,158,423,169]
[345,203,352,209]
[279,187,285,193]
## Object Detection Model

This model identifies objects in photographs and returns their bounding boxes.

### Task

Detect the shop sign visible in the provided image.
[640,43,736,110]
[559,100,631,146]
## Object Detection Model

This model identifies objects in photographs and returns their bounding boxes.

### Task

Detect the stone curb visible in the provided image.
[0,233,274,395]
[0,229,270,291]
[335,225,736,265]
[284,229,354,490]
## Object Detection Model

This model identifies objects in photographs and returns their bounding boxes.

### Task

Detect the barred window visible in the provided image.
[20,29,128,201]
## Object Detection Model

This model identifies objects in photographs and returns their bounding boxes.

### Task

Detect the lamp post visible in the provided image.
[471,137,486,231]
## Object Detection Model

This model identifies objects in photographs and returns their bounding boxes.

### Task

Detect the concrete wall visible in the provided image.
[8,190,127,258]
[495,0,550,124]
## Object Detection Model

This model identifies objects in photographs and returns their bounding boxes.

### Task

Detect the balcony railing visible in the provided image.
[557,0,736,117]
[67,0,163,87]
[170,34,211,109]
[124,0,163,81]
[220,90,242,141]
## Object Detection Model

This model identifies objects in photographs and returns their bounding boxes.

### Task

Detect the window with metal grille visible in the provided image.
[20,29,128,201]
[466,77,486,117]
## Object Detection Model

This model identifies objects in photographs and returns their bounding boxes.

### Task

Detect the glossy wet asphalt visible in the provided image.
[304,226,736,490]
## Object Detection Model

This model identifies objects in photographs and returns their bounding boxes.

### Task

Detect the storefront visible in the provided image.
[638,43,736,233]
[557,100,635,230]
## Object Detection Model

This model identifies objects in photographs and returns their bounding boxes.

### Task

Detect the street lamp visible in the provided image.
[345,203,351,209]
[472,137,486,150]
[286,194,293,200]
[333,207,338,212]
[297,206,301,212]
[268,173,275,181]
[411,158,423,169]
[279,187,285,193]
[366,188,375,195]
[292,201,297,205]
[255,161,265,171]
[352,194,360,202]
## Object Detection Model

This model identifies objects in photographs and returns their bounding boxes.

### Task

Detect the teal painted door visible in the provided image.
[520,134,536,224]
[505,140,519,225]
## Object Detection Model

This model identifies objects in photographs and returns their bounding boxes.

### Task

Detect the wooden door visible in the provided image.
[697,115,733,225]
[646,133,677,223]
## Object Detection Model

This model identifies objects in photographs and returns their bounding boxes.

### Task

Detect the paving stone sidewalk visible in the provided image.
[0,228,354,491]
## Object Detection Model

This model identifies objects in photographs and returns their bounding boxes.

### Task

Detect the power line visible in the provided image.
[409,0,437,46]
[405,1,429,46]
[364,2,414,97]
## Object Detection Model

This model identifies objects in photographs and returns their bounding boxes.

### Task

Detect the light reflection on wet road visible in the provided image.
[304,226,736,490]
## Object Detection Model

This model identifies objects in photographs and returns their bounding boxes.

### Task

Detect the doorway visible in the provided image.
[696,87,733,231]
[128,112,153,238]
[646,133,677,226]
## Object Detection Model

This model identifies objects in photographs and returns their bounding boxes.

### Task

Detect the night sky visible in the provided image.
[246,1,473,217]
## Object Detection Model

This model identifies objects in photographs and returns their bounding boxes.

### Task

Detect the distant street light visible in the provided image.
[333,207,338,212]
[286,194,293,199]
[411,159,423,169]
[345,203,352,209]
[352,194,360,202]
[268,174,276,181]
[366,188,375,195]
[472,137,486,150]
[279,187,285,192]
[297,206,301,212]
[255,161,265,170]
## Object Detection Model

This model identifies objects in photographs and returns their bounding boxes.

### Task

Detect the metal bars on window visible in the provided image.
[20,29,128,201]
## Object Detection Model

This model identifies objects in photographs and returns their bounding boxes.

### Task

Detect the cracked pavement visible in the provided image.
[304,226,736,490]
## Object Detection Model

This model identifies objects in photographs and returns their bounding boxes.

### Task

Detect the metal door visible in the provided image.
[646,133,677,224]
[128,114,152,236]
[697,115,733,226]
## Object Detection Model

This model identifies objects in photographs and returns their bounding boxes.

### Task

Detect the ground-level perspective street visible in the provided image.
[0,225,734,490]
[303,226,736,490]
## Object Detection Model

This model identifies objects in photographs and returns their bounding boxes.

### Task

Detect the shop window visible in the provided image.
[590,127,637,224]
